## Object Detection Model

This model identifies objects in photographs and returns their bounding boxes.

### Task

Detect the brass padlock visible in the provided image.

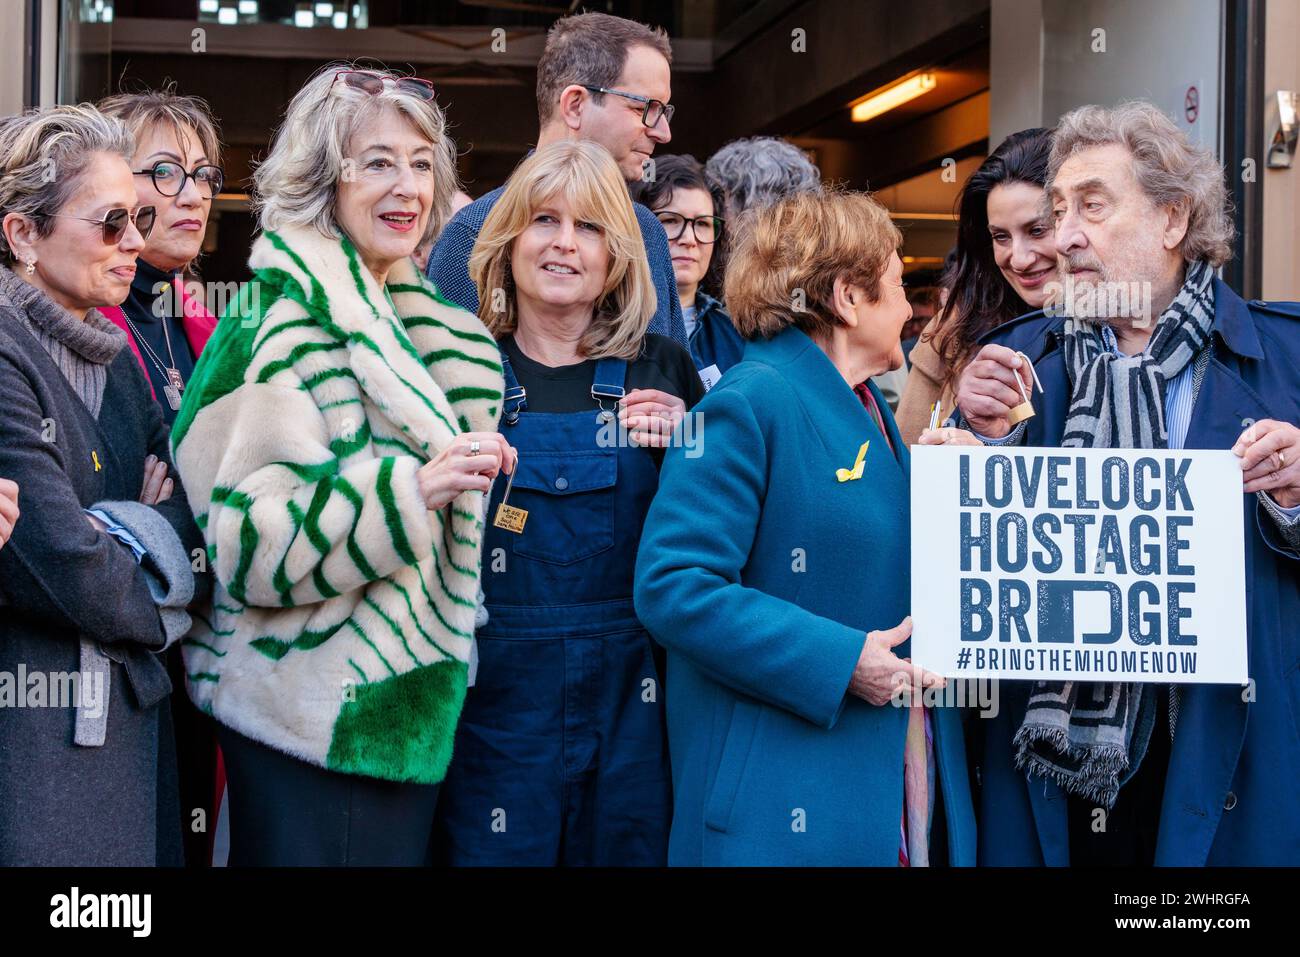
[1007,351,1044,426]
[492,456,528,533]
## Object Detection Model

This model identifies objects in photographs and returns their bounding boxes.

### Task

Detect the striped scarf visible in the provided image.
[1014,260,1215,808]
[1060,260,1215,448]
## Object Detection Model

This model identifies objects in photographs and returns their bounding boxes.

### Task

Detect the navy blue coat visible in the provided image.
[970,278,1300,865]
[686,292,746,378]
[635,326,977,866]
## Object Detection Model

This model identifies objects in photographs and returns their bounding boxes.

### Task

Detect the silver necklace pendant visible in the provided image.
[163,383,182,411]
[166,368,185,392]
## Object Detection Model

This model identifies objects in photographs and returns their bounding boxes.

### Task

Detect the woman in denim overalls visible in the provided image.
[433,142,701,865]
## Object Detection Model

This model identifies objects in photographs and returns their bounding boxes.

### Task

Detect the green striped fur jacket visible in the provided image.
[171,225,503,784]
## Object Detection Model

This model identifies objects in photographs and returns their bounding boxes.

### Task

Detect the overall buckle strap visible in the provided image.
[591,357,627,420]
[499,349,527,424]
[590,356,628,401]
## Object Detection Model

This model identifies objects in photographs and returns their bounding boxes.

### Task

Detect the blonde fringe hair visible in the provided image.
[724,188,901,340]
[470,140,656,361]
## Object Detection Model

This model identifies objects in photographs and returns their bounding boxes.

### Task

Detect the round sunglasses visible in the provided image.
[331,69,436,100]
[134,161,224,199]
[52,205,157,244]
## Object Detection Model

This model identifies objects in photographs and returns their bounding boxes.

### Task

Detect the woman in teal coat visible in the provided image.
[634,190,977,866]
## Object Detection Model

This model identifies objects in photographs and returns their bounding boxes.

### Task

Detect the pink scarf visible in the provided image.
[100,273,217,401]
[853,381,936,867]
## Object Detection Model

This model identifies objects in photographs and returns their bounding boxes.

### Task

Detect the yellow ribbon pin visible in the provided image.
[836,441,870,482]
[92,451,102,472]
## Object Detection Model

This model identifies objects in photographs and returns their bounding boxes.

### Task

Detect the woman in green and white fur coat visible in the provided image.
[171,65,515,865]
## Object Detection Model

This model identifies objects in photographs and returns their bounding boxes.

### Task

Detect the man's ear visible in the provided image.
[831,274,860,328]
[554,85,588,133]
[1162,200,1190,252]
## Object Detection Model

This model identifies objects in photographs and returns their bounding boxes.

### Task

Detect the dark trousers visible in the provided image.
[217,725,440,866]
[1066,686,1172,866]
[162,644,218,866]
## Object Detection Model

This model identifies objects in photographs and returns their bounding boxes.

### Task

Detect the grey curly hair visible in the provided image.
[1049,100,1234,267]
[254,62,460,250]
[704,136,823,221]
[0,104,135,264]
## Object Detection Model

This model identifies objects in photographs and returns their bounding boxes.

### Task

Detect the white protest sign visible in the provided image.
[910,446,1248,684]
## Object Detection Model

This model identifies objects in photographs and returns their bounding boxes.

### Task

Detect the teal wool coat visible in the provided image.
[635,326,976,866]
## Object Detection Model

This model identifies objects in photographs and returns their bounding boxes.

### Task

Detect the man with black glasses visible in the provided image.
[426,11,686,346]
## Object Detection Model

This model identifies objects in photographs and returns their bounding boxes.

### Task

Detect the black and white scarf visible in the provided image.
[1013,260,1215,807]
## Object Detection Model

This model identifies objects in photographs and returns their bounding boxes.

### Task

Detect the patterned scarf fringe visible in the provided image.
[1013,725,1131,808]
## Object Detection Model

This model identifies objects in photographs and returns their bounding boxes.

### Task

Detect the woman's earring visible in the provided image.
[24,258,36,277]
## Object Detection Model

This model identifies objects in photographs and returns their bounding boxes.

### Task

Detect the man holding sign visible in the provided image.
[949,102,1300,866]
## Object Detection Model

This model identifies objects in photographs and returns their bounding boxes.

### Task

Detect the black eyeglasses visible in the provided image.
[655,211,723,244]
[581,85,674,128]
[332,69,436,101]
[134,162,224,199]
[52,206,156,244]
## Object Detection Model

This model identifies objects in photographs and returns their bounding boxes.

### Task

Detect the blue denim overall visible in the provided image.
[432,351,671,865]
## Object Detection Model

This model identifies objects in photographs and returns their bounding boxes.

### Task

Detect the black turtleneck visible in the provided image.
[119,258,198,424]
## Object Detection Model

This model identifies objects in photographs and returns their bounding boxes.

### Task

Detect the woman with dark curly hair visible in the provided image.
[896,128,1055,445]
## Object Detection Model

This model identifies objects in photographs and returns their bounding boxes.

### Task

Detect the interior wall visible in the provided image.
[1262,0,1300,299]
[988,0,1043,147]
[0,4,27,116]
[1040,0,1221,150]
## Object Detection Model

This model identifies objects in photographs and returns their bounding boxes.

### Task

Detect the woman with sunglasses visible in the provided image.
[631,154,743,390]
[98,89,224,427]
[0,105,207,865]
[171,64,512,865]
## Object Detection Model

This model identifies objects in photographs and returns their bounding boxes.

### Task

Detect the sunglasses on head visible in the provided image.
[331,69,436,101]
[52,206,157,244]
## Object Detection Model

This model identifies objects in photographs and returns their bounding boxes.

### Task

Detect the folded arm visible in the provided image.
[177,381,436,608]
[0,357,166,647]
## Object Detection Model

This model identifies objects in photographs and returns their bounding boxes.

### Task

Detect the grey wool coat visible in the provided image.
[0,295,208,865]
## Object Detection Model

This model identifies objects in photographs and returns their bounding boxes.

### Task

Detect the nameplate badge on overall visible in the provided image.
[492,457,528,533]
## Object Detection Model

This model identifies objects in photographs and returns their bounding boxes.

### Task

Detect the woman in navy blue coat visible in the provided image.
[631,154,745,389]
[635,190,977,866]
